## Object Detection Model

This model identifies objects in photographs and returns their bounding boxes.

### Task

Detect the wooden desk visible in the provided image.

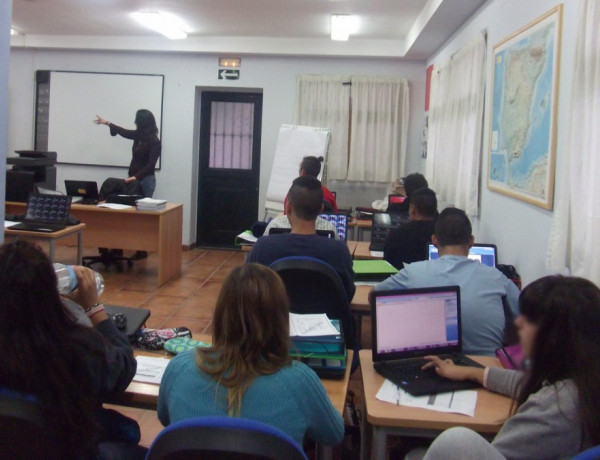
[351,285,372,343]
[346,240,359,256]
[348,219,372,241]
[5,223,86,264]
[359,351,512,460]
[6,202,183,287]
[354,241,383,260]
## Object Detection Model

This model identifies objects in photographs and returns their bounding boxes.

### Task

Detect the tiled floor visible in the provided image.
[52,245,371,452]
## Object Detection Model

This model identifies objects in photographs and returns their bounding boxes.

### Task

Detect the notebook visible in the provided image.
[353,259,398,282]
[9,194,72,233]
[369,212,408,251]
[318,213,348,241]
[104,305,151,340]
[428,243,498,268]
[65,180,99,205]
[371,287,484,396]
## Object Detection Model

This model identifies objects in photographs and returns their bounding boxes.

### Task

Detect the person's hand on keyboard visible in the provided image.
[422,355,486,384]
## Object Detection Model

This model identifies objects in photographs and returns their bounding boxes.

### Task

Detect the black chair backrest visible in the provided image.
[0,394,61,460]
[269,256,356,348]
[147,423,307,460]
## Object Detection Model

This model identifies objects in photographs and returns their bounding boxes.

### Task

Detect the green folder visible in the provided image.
[353,259,398,281]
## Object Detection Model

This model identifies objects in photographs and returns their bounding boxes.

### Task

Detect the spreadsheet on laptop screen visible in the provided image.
[428,244,496,267]
[375,291,459,354]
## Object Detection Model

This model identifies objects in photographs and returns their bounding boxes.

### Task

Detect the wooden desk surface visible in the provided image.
[351,285,372,313]
[348,219,373,229]
[121,335,353,415]
[354,241,384,260]
[5,222,86,239]
[360,351,512,433]
[7,201,182,214]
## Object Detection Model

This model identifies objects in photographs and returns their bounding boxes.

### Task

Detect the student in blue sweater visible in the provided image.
[157,263,344,447]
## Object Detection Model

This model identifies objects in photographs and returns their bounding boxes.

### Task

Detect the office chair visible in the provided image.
[82,248,134,272]
[145,416,308,460]
[269,256,356,349]
[0,392,61,460]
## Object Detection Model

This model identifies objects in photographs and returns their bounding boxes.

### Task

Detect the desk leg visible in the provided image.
[49,240,55,262]
[77,230,83,265]
[354,312,363,348]
[371,426,388,460]
[360,415,371,460]
[316,444,332,460]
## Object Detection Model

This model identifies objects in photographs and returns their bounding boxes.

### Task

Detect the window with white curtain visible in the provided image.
[548,0,600,283]
[426,34,487,216]
[294,75,409,182]
[209,101,254,169]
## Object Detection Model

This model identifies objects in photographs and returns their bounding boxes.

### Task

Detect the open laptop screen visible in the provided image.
[318,213,348,241]
[372,287,461,361]
[428,244,497,267]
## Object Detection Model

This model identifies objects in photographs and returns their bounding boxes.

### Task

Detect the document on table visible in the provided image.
[97,203,133,210]
[370,250,384,258]
[236,230,258,243]
[4,220,19,228]
[134,356,170,384]
[376,379,478,417]
[289,313,340,337]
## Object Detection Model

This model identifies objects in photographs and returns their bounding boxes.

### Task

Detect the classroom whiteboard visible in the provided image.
[44,71,163,167]
[265,124,330,213]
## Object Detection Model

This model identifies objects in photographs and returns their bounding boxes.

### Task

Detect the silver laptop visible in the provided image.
[428,243,498,267]
[371,286,483,396]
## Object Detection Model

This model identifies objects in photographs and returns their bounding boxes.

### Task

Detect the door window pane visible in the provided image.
[209,101,254,169]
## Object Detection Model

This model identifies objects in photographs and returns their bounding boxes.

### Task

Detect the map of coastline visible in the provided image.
[489,20,556,201]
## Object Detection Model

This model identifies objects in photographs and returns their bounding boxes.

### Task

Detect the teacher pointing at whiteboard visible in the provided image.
[94,109,161,198]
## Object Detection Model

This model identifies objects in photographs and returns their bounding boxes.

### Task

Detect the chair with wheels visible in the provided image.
[82,248,134,271]
[145,416,308,460]
[269,256,356,349]
[0,391,61,460]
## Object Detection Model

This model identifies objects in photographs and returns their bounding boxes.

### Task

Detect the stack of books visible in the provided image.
[136,198,167,211]
[289,313,347,379]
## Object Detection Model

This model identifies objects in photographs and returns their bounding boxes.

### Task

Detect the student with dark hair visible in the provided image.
[384,187,438,269]
[250,175,355,300]
[418,276,600,459]
[158,264,344,447]
[387,172,429,214]
[0,240,141,459]
[283,155,338,213]
[94,110,161,198]
[376,207,520,355]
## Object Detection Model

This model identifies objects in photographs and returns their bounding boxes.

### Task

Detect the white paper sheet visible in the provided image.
[4,221,19,228]
[133,356,170,384]
[370,251,384,258]
[376,379,478,417]
[289,313,339,337]
[236,231,258,243]
[97,203,134,210]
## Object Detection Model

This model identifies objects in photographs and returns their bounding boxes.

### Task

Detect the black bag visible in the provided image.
[98,177,143,200]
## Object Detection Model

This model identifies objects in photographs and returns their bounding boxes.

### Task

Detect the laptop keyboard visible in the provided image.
[375,354,483,383]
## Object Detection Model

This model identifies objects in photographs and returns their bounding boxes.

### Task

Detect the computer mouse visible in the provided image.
[111,313,127,330]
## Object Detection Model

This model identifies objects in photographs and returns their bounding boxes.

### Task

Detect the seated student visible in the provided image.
[418,276,600,459]
[376,208,520,356]
[249,176,355,301]
[284,156,338,213]
[0,240,142,459]
[157,264,345,447]
[387,172,428,215]
[384,187,438,269]
[264,214,340,239]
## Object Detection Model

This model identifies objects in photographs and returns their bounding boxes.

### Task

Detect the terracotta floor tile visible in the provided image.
[141,298,185,318]
[172,303,215,320]
[123,279,160,293]
[138,410,164,448]
[102,290,153,307]
[144,315,169,329]
[180,290,220,309]
[181,264,218,280]
[195,251,234,265]
[157,280,202,297]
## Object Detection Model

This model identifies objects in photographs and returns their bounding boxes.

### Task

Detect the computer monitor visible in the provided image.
[388,194,405,208]
[318,213,348,241]
[428,243,498,268]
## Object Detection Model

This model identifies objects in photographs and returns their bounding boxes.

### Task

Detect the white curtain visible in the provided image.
[426,34,486,216]
[346,76,409,182]
[293,75,350,180]
[548,0,600,283]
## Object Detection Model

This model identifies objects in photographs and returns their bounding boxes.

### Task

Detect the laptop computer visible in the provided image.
[9,193,72,233]
[388,194,405,208]
[369,212,408,251]
[371,287,484,396]
[428,243,498,268]
[318,213,348,241]
[65,180,99,205]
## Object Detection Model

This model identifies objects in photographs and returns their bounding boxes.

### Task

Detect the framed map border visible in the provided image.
[487,5,563,210]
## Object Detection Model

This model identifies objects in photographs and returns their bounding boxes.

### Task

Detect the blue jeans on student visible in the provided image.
[140,175,156,197]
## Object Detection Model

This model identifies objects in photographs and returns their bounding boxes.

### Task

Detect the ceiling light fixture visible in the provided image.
[131,12,187,40]
[219,57,241,68]
[331,14,354,41]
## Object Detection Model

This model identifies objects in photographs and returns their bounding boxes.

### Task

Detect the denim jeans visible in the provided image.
[140,175,156,198]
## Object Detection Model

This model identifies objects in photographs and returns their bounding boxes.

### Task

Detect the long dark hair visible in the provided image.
[197,264,291,415]
[517,275,600,443]
[0,240,100,458]
[134,109,159,141]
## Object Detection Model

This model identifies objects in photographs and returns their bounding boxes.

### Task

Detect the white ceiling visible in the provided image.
[11,0,487,59]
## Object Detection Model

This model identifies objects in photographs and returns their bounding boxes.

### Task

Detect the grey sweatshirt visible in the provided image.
[488,368,590,459]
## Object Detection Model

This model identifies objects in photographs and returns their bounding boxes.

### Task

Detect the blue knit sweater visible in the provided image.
[157,349,345,446]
